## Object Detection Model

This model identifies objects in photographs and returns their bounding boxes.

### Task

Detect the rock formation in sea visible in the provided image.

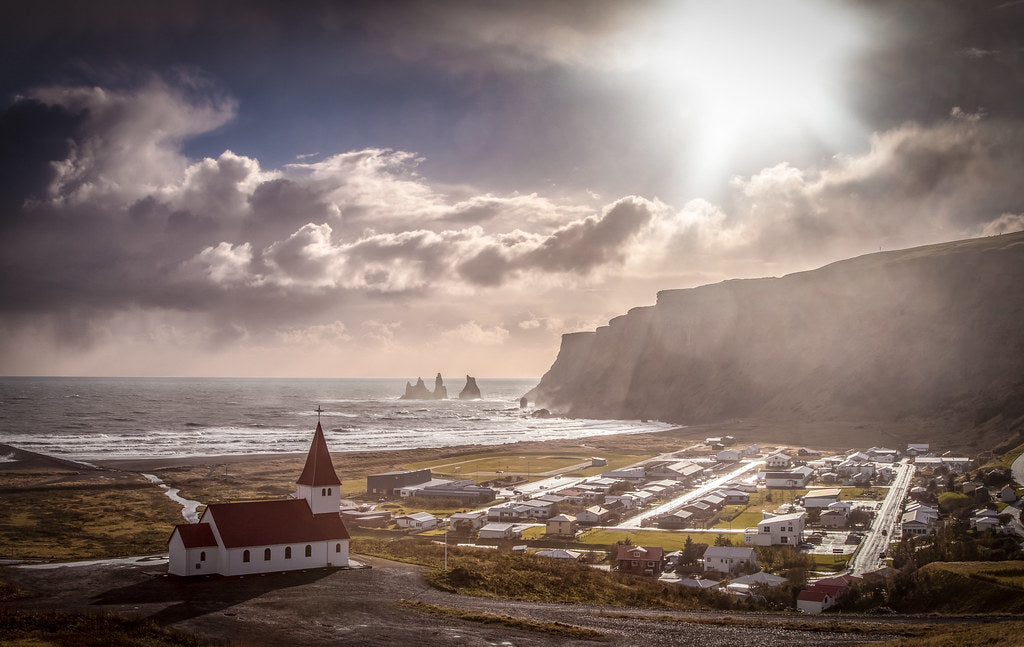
[458,375,481,400]
[433,373,448,399]
[525,232,1024,447]
[401,373,448,399]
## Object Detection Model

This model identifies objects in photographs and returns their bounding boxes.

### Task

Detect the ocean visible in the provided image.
[0,377,675,460]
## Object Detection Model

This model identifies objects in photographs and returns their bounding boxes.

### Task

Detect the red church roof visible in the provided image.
[207,499,349,548]
[296,421,341,487]
[171,522,218,548]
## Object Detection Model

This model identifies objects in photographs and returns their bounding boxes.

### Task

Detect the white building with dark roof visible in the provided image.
[168,420,350,576]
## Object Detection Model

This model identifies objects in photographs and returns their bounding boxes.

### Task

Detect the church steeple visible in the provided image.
[296,412,341,514]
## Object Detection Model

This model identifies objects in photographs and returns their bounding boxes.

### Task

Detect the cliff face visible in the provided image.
[528,233,1024,438]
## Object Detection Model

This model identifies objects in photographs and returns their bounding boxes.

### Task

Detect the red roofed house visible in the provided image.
[616,545,665,576]
[168,421,350,576]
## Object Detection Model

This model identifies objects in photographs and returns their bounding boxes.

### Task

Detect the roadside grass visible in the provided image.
[396,600,603,639]
[811,553,852,571]
[920,561,1024,589]
[865,620,1024,647]
[995,441,1024,470]
[0,608,212,647]
[0,476,183,560]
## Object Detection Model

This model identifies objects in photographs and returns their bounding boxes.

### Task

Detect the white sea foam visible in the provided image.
[0,377,677,460]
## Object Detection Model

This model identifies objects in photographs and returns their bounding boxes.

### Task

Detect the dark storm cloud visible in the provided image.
[850,0,1024,126]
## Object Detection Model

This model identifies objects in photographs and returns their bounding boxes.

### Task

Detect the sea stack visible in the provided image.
[459,375,481,400]
[433,373,448,399]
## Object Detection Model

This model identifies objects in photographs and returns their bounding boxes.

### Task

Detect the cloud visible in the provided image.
[440,321,511,346]
[3,76,1024,376]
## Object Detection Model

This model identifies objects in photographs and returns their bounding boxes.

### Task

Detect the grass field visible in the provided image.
[576,528,739,551]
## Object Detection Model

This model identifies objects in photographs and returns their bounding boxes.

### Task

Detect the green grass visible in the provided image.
[811,553,852,570]
[396,600,603,639]
[520,526,546,540]
[996,442,1024,470]
[711,509,763,530]
[841,487,888,500]
[576,528,740,551]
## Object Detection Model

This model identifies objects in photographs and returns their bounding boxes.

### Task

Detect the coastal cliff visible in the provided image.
[526,232,1024,444]
[402,373,448,400]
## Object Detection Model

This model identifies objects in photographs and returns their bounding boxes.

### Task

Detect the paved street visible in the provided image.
[849,459,915,575]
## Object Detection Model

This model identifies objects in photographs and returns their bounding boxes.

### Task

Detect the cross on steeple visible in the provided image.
[315,405,324,422]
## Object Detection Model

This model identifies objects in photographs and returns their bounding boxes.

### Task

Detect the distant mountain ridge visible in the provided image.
[527,232,1024,445]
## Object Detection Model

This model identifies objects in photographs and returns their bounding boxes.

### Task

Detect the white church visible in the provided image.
[168,419,350,576]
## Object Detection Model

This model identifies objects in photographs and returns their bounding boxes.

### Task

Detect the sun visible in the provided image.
[626,0,871,195]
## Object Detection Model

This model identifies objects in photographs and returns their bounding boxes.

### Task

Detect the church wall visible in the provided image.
[168,532,188,576]
[222,539,348,576]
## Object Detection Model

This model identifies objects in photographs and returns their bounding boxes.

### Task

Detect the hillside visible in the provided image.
[527,232,1024,449]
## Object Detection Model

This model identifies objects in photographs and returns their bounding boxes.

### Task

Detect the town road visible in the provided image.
[612,460,763,530]
[849,459,915,575]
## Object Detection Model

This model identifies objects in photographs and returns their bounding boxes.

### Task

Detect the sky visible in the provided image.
[1,0,1023,378]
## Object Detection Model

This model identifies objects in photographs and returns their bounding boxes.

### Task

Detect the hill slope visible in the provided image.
[527,232,1024,447]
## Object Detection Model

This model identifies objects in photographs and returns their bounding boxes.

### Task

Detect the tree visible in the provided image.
[714,533,732,546]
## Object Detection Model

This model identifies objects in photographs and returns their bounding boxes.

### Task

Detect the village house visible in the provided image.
[714,488,751,504]
[763,466,814,488]
[802,488,842,510]
[744,511,805,546]
[732,571,787,588]
[905,443,930,457]
[546,513,578,537]
[536,548,581,560]
[866,447,899,462]
[796,588,834,614]
[616,545,665,576]
[764,452,792,469]
[168,420,349,577]
[395,511,438,530]
[740,444,760,457]
[1000,484,1018,503]
[716,448,741,462]
[901,504,939,537]
[647,460,705,483]
[576,505,614,525]
[601,466,647,482]
[657,510,694,529]
[702,545,758,575]
[820,508,848,529]
[449,510,487,531]
[478,522,521,540]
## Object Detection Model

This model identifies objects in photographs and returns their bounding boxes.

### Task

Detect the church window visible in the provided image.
[264,548,271,561]
[200,551,206,561]
[243,550,250,563]
[305,544,312,557]
[328,487,332,495]
[336,543,341,553]
[321,488,326,496]
[285,546,292,559]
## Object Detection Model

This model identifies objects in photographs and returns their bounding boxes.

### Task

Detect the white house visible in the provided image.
[168,421,349,577]
[478,522,521,540]
[820,509,847,529]
[716,449,741,462]
[744,511,805,546]
[576,505,613,525]
[764,453,792,469]
[395,511,439,530]
[803,488,842,509]
[901,504,939,537]
[702,546,758,574]
[1000,485,1018,503]
[449,510,488,530]
[796,588,834,614]
[763,466,814,488]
